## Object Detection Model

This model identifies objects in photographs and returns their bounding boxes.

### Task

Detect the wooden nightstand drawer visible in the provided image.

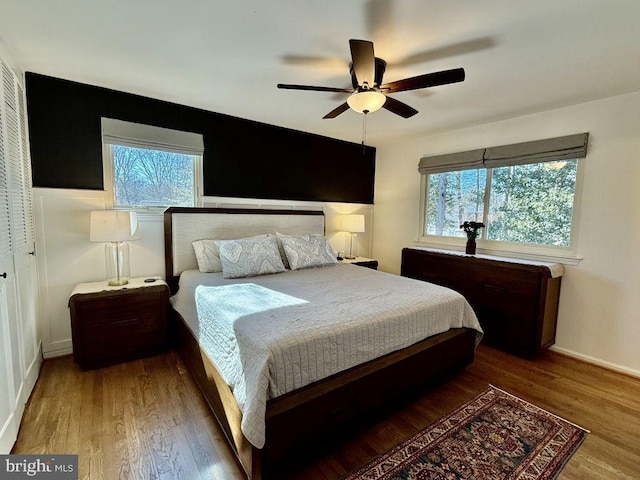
[70,281,169,369]
[78,292,164,330]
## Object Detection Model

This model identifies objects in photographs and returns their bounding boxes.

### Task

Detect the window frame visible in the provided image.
[102,142,203,214]
[100,118,204,214]
[417,156,586,264]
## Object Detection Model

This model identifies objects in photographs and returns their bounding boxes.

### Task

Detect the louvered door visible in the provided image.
[3,64,25,251]
[0,58,19,454]
[0,77,10,262]
[0,55,41,453]
[5,64,38,373]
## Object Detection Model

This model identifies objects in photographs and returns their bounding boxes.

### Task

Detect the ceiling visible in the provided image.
[1,0,639,147]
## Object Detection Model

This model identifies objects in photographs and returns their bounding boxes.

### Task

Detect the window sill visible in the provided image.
[413,239,582,266]
[110,207,166,221]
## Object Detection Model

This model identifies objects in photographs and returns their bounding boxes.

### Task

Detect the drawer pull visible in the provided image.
[0,272,6,278]
[110,317,139,327]
[483,284,506,294]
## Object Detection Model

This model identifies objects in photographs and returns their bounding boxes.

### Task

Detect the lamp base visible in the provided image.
[347,233,358,260]
[105,241,131,287]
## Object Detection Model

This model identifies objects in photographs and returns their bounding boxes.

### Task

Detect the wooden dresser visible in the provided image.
[401,248,562,357]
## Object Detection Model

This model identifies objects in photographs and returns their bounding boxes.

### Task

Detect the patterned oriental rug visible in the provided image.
[342,386,588,480]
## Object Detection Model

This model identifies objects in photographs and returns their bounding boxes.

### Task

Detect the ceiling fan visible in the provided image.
[277,39,465,119]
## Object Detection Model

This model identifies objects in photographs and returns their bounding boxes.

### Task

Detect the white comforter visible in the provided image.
[170,264,482,448]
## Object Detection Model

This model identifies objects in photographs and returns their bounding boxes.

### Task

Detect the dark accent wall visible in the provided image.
[25,73,376,204]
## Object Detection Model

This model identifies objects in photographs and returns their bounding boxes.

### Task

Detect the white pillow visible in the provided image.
[279,234,339,270]
[192,239,222,273]
[215,235,286,279]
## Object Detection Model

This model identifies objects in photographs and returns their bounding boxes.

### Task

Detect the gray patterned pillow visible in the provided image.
[215,236,285,279]
[193,234,267,273]
[280,234,339,270]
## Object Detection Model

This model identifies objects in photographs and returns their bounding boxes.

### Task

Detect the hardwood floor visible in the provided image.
[12,346,640,479]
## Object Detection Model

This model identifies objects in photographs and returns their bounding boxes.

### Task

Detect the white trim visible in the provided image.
[413,240,582,266]
[202,195,326,210]
[42,344,72,359]
[550,345,640,380]
[101,132,203,211]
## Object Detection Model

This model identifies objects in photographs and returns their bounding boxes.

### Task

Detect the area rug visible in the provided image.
[342,385,588,480]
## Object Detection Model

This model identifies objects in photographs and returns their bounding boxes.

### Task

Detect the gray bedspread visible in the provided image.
[170,264,482,448]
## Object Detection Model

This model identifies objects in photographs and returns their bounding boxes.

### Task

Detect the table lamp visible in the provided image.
[90,210,141,286]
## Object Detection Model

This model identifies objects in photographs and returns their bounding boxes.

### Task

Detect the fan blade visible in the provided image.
[380,68,465,93]
[323,102,350,119]
[393,38,494,67]
[382,96,418,118]
[281,54,348,70]
[349,39,375,88]
[365,0,394,45]
[277,83,352,93]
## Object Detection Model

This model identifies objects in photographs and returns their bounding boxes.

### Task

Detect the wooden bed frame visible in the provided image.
[163,207,477,480]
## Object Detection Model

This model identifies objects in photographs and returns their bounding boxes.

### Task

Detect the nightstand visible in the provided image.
[341,256,379,270]
[69,277,170,369]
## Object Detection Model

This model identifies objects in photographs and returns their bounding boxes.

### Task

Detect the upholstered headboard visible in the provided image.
[163,207,325,293]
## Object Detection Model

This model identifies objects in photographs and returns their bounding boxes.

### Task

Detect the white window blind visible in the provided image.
[418,133,589,174]
[101,118,204,155]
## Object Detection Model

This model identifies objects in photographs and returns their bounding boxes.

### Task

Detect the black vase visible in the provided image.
[465,238,476,255]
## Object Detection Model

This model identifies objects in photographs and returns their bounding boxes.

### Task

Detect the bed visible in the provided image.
[164,207,482,480]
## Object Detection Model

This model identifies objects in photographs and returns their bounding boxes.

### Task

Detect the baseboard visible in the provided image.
[550,346,640,379]
[42,339,73,359]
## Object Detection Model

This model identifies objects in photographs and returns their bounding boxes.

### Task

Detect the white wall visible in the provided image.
[372,91,640,376]
[34,188,373,358]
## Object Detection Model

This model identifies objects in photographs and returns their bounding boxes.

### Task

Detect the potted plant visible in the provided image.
[460,221,485,255]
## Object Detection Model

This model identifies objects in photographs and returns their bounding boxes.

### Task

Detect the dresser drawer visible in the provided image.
[402,251,538,297]
[470,264,539,298]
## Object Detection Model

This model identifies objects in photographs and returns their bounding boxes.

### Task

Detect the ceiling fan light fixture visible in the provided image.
[347,90,386,114]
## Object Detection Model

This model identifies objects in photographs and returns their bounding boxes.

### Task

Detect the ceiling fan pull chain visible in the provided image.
[362,113,367,152]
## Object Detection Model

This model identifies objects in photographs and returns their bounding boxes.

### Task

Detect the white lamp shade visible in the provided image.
[340,214,365,233]
[90,210,141,242]
[347,91,386,114]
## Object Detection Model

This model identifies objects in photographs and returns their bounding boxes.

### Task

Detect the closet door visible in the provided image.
[0,58,19,454]
[10,68,38,377]
[0,57,40,453]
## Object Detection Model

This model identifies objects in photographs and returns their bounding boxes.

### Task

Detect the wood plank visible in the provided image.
[12,347,640,480]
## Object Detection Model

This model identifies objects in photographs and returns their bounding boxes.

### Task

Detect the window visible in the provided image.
[419,134,588,256]
[101,118,204,210]
[110,144,196,207]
